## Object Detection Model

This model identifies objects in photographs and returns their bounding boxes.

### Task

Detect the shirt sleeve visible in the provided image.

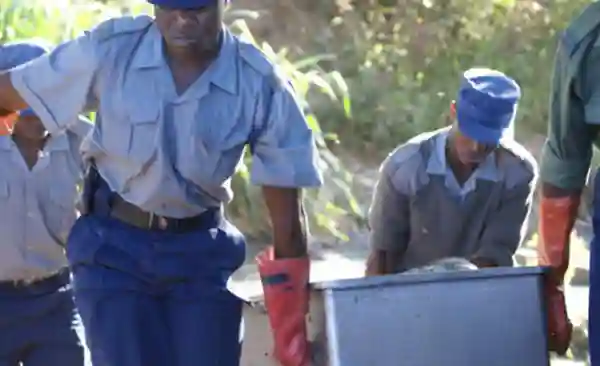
[368,160,411,252]
[473,181,535,266]
[250,79,323,188]
[540,45,600,190]
[9,33,99,135]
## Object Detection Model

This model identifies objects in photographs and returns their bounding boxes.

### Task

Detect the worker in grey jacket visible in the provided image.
[366,68,538,275]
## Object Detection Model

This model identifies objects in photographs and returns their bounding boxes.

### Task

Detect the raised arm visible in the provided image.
[0,31,99,133]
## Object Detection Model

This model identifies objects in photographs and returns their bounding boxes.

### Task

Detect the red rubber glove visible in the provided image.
[257,247,310,366]
[538,196,579,355]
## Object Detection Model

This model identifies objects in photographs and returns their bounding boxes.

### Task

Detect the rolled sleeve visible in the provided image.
[368,162,411,252]
[474,183,534,266]
[540,140,592,190]
[9,33,98,135]
[250,80,322,188]
[540,47,600,190]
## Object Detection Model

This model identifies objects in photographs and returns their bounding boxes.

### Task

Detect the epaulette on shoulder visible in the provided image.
[499,139,538,177]
[382,138,424,174]
[91,15,152,43]
[382,129,443,175]
[238,40,287,89]
[238,40,274,75]
[562,2,600,52]
[406,128,444,145]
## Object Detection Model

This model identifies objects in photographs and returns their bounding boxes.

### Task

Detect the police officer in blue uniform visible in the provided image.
[0,41,91,366]
[0,1,321,365]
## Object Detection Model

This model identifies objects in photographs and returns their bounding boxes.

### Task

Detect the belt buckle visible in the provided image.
[149,212,168,230]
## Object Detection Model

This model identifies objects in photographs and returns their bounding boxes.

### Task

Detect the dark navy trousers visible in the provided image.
[0,271,85,366]
[66,211,246,366]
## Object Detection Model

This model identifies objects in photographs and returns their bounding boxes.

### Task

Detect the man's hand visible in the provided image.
[470,257,497,268]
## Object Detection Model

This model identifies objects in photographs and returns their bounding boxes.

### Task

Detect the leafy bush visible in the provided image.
[224,14,361,241]
[0,0,363,243]
[256,0,592,157]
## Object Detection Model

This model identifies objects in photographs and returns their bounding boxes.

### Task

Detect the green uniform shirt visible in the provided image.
[540,2,600,190]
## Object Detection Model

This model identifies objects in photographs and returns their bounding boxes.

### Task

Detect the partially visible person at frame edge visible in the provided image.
[538,1,600,361]
[0,0,322,365]
[0,40,92,366]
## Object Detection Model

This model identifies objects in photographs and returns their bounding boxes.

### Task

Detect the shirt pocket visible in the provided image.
[100,105,160,166]
[127,106,160,165]
[405,186,457,266]
[179,107,249,186]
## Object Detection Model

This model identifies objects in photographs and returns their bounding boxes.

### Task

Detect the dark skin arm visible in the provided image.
[470,257,497,268]
[0,72,28,115]
[365,250,400,276]
[542,182,581,199]
[262,186,307,258]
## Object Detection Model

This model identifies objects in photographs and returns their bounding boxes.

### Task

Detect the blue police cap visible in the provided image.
[0,40,50,117]
[0,39,49,70]
[455,68,521,145]
[148,0,228,8]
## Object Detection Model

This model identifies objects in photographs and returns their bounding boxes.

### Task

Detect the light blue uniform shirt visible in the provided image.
[10,16,322,218]
[426,128,499,199]
[0,118,91,281]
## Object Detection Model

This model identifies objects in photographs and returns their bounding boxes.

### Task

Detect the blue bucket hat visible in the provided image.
[455,68,521,145]
[0,40,50,118]
[148,0,228,8]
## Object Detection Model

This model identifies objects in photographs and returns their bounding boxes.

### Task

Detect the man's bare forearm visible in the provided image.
[365,250,399,276]
[0,72,28,114]
[262,186,307,258]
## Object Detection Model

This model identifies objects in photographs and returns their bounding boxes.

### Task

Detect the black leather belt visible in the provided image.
[108,195,221,233]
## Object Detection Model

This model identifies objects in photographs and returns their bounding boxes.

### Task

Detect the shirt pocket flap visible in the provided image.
[128,105,160,125]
